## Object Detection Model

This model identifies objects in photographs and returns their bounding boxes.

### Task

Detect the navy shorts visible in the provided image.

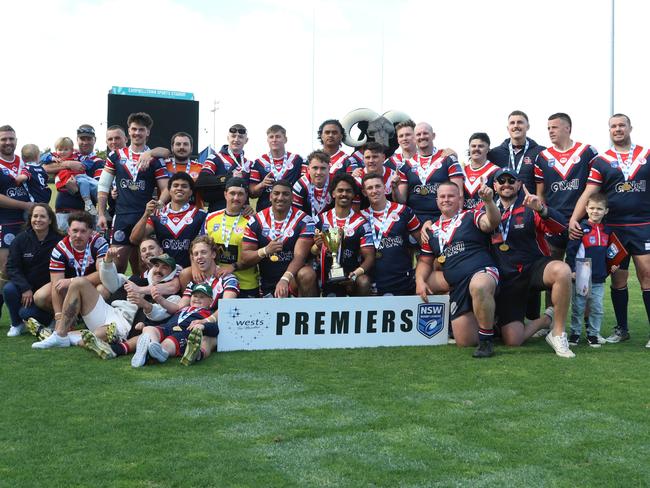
[0,222,23,249]
[608,223,650,270]
[545,229,569,251]
[156,325,189,356]
[495,257,552,327]
[110,213,141,246]
[449,267,499,321]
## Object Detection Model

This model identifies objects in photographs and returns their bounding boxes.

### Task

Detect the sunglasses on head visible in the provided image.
[229,127,247,135]
[497,176,517,185]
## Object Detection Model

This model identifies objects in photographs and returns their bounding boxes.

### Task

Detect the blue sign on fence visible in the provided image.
[110,86,194,101]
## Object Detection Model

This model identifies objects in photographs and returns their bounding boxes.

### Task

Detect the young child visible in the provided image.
[131,283,218,367]
[21,144,52,204]
[565,192,618,347]
[44,137,98,215]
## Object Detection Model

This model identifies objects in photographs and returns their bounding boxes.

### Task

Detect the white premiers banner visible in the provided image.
[217,295,449,351]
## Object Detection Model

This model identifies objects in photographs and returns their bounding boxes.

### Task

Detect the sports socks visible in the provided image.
[611,287,628,331]
[478,327,494,342]
[642,289,650,326]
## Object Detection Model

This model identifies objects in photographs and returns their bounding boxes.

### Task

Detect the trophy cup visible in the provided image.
[322,226,346,283]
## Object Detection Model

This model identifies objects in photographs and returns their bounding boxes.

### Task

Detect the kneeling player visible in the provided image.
[416,180,501,358]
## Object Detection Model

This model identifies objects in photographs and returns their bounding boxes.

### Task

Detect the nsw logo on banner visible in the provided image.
[416,303,445,339]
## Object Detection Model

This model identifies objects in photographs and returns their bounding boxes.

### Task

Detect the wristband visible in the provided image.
[355,267,365,276]
[279,276,290,283]
[257,247,268,258]
[283,271,294,280]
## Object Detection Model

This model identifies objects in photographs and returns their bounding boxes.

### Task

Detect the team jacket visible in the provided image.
[565,219,610,284]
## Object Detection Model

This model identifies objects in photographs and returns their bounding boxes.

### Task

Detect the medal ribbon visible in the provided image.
[227,148,248,173]
[73,242,92,277]
[435,212,461,257]
[367,204,391,249]
[170,157,192,175]
[497,199,515,243]
[269,207,294,242]
[267,152,290,181]
[508,140,530,174]
[414,150,439,186]
[613,144,637,181]
[221,212,243,250]
[308,177,330,217]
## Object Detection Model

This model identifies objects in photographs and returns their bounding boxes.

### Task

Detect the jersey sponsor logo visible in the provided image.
[119,179,146,191]
[6,187,28,198]
[376,235,404,250]
[417,303,445,339]
[615,180,646,193]
[414,183,439,195]
[550,178,580,192]
[162,238,191,251]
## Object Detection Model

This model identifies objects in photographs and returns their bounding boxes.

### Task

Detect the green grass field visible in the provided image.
[2,270,650,488]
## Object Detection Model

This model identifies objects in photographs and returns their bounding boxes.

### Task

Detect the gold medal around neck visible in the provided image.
[499,243,510,252]
[420,187,429,196]
[437,255,446,264]
[270,254,279,262]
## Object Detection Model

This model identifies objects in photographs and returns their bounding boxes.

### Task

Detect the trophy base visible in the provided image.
[327,267,347,284]
[327,274,348,284]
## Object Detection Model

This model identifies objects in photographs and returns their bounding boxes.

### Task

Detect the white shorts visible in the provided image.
[82,295,131,341]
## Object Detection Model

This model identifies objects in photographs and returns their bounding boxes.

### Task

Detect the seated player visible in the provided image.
[130,283,219,367]
[416,180,501,358]
[242,179,317,298]
[314,173,374,296]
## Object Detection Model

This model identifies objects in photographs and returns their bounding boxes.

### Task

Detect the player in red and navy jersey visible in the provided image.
[314,173,375,296]
[385,120,417,171]
[97,112,170,273]
[462,133,500,210]
[130,172,206,268]
[488,110,545,194]
[416,180,500,358]
[292,151,333,219]
[309,119,356,177]
[490,168,575,357]
[250,125,303,211]
[400,122,464,223]
[0,125,34,313]
[350,142,406,208]
[534,112,598,256]
[569,113,650,345]
[198,124,251,212]
[242,179,317,298]
[360,172,421,296]
[31,212,109,349]
[131,282,230,367]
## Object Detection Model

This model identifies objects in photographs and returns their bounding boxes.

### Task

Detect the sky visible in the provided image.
[4,0,649,161]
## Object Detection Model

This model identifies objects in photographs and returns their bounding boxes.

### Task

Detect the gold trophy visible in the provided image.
[322,226,346,283]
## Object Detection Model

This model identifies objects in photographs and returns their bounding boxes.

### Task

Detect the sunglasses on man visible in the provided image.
[496,176,517,185]
[229,127,247,135]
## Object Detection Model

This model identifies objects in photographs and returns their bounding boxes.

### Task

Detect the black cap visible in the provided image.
[77,124,96,137]
[493,168,520,180]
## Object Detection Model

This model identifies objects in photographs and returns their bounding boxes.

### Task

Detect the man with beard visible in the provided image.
[569,114,650,346]
[314,173,375,296]
[491,169,574,357]
[243,180,317,298]
[250,125,303,211]
[0,125,34,313]
[400,122,464,224]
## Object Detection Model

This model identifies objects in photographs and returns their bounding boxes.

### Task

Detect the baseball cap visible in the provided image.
[191,283,213,297]
[225,176,248,190]
[77,124,96,137]
[149,253,176,268]
[493,168,520,181]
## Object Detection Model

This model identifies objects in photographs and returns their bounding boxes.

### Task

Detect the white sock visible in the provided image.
[68,332,82,345]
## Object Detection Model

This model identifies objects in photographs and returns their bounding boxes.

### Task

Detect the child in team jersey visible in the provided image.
[43,137,98,214]
[20,144,52,204]
[130,283,219,367]
[566,193,619,347]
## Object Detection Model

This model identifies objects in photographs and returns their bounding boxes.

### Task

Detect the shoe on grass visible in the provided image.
[587,335,602,348]
[605,327,630,343]
[568,334,580,347]
[131,333,151,368]
[26,317,44,336]
[645,338,650,349]
[147,342,169,363]
[104,323,118,344]
[81,330,116,359]
[545,332,575,358]
[7,324,25,337]
[181,328,203,366]
[31,332,70,349]
[472,340,494,358]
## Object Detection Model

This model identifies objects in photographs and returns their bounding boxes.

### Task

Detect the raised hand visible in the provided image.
[522,186,543,211]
